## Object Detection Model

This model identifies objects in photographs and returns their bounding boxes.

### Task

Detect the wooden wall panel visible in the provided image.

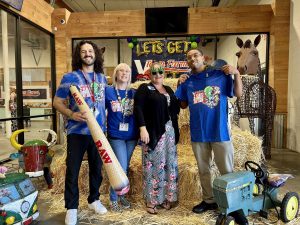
[52,10,72,139]
[270,0,290,113]
[189,5,272,34]
[0,0,54,32]
[52,8,71,85]
[66,10,145,38]
[51,8,71,142]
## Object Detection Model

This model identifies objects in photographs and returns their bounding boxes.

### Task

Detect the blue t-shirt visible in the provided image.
[55,70,107,135]
[105,86,137,140]
[175,69,234,142]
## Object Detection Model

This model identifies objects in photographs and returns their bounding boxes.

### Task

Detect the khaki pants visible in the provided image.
[191,141,234,203]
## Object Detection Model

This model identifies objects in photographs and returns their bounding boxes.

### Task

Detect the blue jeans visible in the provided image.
[108,138,137,201]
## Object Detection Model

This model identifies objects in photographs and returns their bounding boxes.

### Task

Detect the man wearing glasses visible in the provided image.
[176,49,247,224]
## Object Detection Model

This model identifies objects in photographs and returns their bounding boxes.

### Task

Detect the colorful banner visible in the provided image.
[132,40,193,81]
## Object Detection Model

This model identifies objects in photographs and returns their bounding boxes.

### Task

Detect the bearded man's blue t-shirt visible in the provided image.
[55,70,107,135]
[175,69,234,142]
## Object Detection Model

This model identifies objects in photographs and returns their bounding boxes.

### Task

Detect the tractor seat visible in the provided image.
[267,174,294,188]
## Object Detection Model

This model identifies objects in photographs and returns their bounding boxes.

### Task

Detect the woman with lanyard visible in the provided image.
[105,63,137,212]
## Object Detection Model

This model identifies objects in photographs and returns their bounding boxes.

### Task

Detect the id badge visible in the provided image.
[119,123,129,131]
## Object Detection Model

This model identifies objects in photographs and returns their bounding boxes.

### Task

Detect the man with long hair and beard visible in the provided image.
[54,40,107,225]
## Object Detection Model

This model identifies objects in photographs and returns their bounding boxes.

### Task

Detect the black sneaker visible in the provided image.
[229,211,249,225]
[192,201,218,214]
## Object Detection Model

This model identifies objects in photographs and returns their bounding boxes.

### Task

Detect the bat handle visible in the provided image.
[115,185,130,196]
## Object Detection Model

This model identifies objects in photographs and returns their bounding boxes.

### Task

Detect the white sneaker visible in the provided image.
[88,200,108,214]
[65,209,77,225]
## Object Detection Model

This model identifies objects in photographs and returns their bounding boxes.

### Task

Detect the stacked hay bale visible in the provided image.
[44,79,264,224]
[45,126,263,224]
[49,127,263,201]
[178,109,190,145]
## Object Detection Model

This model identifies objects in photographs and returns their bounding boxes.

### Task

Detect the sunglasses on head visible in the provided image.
[151,68,164,76]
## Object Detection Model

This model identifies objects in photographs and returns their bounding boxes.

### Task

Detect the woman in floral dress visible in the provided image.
[134,62,180,214]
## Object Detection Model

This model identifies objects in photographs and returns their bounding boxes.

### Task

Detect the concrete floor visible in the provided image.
[1,122,300,224]
[1,148,297,225]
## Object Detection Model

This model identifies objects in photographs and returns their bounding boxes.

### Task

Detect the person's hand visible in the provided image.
[140,126,150,144]
[178,74,189,85]
[222,65,240,76]
[70,111,88,122]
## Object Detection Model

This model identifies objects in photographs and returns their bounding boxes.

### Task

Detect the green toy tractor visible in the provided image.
[213,161,299,225]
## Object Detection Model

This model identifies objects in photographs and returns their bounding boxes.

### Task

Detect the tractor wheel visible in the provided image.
[280,192,299,222]
[215,214,225,225]
[223,216,235,225]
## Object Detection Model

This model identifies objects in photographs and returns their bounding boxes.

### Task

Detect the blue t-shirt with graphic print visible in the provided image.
[175,69,234,142]
[55,70,107,135]
[105,86,137,140]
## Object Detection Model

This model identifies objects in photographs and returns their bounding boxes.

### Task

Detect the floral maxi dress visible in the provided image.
[142,120,179,205]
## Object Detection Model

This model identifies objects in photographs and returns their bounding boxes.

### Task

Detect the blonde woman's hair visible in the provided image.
[112,63,132,88]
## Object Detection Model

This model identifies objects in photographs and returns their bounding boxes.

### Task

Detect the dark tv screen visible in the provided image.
[145,7,188,34]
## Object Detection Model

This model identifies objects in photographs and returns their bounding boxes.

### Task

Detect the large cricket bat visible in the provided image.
[70,85,129,195]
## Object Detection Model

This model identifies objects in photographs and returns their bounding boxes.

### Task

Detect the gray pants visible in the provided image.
[191,141,234,203]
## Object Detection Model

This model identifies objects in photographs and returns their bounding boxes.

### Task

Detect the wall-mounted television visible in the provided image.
[0,0,24,11]
[145,7,188,34]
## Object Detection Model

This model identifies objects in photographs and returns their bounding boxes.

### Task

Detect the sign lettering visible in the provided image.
[132,40,192,81]
[95,140,112,163]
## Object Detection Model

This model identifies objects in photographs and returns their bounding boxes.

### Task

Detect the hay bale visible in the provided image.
[231,125,264,170]
[45,104,265,224]
[49,126,263,202]
[177,144,201,201]
[179,125,191,145]
[130,80,147,90]
[178,108,190,128]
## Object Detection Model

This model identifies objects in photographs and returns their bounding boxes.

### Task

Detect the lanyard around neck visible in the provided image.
[115,87,128,107]
[115,87,128,121]
[81,70,96,103]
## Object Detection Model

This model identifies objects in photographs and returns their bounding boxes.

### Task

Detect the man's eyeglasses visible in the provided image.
[151,69,164,76]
